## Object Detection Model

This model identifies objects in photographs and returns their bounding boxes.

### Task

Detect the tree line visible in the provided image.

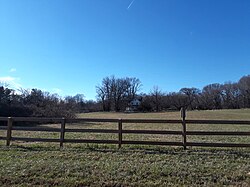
[1,74,250,117]
[0,87,99,118]
[96,75,250,112]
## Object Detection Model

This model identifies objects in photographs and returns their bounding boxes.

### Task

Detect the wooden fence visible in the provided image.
[1,109,250,149]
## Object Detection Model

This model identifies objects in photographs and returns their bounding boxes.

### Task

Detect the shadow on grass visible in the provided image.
[1,143,250,158]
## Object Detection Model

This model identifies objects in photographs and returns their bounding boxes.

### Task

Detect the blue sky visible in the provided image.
[0,0,250,100]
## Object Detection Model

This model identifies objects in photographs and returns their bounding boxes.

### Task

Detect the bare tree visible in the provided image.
[96,76,142,111]
[179,87,201,109]
[112,78,128,111]
[127,77,142,100]
[221,82,240,109]
[150,86,165,112]
[201,83,223,109]
[238,75,250,108]
[96,76,114,111]
[168,92,190,110]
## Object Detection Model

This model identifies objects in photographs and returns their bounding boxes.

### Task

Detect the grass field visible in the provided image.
[1,109,250,186]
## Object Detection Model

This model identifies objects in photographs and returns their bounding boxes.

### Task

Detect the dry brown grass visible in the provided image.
[1,109,250,186]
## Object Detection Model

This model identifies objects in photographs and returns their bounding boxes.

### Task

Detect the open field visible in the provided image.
[77,109,250,120]
[1,109,250,186]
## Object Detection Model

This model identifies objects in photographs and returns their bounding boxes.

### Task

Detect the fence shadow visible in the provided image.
[1,144,250,158]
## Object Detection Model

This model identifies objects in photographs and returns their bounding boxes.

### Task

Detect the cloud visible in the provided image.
[52,88,63,94]
[9,68,17,73]
[0,76,22,90]
[0,76,62,95]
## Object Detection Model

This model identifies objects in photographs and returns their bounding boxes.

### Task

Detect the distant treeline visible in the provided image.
[0,88,100,117]
[96,75,250,112]
[1,74,250,117]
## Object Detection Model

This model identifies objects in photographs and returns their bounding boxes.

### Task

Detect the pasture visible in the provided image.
[1,109,250,186]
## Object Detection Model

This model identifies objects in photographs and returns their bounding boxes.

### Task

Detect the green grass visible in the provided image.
[1,145,250,186]
[1,109,250,186]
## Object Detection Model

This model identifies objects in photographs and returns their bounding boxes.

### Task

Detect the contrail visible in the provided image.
[127,0,135,10]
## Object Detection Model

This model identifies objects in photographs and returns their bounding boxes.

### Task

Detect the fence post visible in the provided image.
[181,108,187,150]
[118,119,122,149]
[60,118,66,148]
[6,117,13,146]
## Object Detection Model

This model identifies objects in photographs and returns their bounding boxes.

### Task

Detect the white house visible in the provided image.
[125,98,141,112]
[130,99,141,107]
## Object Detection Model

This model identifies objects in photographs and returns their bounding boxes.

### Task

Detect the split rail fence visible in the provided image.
[1,109,250,149]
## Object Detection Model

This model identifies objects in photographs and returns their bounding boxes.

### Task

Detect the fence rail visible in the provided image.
[1,108,250,149]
